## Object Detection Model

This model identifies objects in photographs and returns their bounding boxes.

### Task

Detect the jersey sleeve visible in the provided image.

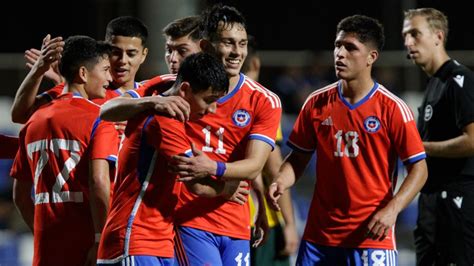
[451,70,474,129]
[38,83,65,101]
[10,128,33,182]
[248,91,282,150]
[146,116,192,158]
[89,118,119,163]
[287,96,317,153]
[126,75,176,98]
[388,102,426,165]
[0,134,19,159]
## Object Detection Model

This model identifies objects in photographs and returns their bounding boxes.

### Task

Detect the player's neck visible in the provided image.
[64,83,89,99]
[111,80,136,93]
[339,77,375,104]
[227,74,241,94]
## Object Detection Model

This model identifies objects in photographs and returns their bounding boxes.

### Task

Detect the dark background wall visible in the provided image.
[1,0,472,52]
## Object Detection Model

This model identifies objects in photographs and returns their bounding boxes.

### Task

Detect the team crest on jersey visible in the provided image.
[424,105,433,121]
[364,116,381,133]
[232,109,251,127]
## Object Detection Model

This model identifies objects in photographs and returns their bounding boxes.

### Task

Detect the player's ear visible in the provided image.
[78,66,88,83]
[367,49,379,66]
[178,81,192,98]
[140,47,149,64]
[435,30,444,47]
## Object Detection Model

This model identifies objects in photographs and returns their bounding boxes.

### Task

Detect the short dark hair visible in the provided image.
[59,35,112,83]
[163,16,202,41]
[105,16,148,46]
[176,52,228,94]
[199,4,246,42]
[336,15,385,51]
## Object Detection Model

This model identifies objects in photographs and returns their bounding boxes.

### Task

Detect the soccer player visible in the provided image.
[403,8,474,265]
[11,35,118,266]
[169,5,281,265]
[96,52,229,265]
[268,15,428,265]
[99,5,281,265]
[12,16,189,124]
[163,16,202,75]
[98,15,204,122]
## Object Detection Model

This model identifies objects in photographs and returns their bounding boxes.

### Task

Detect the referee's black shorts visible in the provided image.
[414,181,474,266]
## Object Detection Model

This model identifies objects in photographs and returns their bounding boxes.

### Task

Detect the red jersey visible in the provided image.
[126,74,176,98]
[97,113,192,262]
[288,81,426,249]
[39,83,65,101]
[177,74,282,240]
[0,134,19,159]
[126,73,281,240]
[39,84,128,195]
[43,82,142,135]
[10,93,118,266]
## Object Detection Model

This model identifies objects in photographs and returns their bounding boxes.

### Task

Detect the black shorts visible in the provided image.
[414,181,474,266]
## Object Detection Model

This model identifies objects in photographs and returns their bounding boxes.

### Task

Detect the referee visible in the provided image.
[403,8,474,266]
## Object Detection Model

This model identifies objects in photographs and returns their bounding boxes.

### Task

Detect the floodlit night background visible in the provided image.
[0,0,472,265]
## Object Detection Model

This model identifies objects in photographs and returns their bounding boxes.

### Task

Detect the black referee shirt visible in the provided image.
[417,59,474,192]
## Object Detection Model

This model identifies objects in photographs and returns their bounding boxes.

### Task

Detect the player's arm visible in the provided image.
[184,176,250,205]
[250,174,269,248]
[267,149,313,211]
[262,145,299,255]
[85,159,110,265]
[100,94,190,122]
[366,159,428,241]
[89,159,110,234]
[174,140,273,181]
[11,34,64,123]
[424,122,474,157]
[12,179,34,232]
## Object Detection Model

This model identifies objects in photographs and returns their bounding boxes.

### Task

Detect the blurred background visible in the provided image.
[0,0,472,265]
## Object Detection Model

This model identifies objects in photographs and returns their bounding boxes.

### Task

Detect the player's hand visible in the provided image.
[84,243,98,266]
[366,204,398,241]
[221,180,249,205]
[24,34,65,84]
[280,222,299,256]
[267,182,284,211]
[152,95,190,122]
[172,143,215,181]
[252,198,269,248]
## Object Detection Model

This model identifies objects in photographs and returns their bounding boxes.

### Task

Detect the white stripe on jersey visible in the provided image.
[377,85,414,123]
[244,76,281,109]
[301,82,338,110]
[249,133,276,145]
[127,90,141,99]
[402,151,426,162]
[159,74,177,81]
[73,95,102,107]
[123,151,158,256]
[97,255,125,264]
